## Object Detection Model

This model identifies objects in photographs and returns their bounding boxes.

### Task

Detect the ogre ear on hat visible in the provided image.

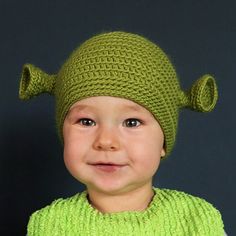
[179,74,218,112]
[19,63,56,100]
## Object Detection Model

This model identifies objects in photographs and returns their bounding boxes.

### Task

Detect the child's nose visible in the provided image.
[93,126,120,151]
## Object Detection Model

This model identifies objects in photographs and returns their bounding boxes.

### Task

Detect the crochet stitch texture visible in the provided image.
[19,31,218,156]
[27,188,224,236]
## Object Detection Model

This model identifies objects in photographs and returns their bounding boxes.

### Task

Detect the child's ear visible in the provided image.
[161,148,166,158]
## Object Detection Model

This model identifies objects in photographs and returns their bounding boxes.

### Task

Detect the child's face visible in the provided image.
[63,96,165,195]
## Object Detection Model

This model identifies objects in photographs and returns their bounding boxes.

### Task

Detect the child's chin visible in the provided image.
[87,182,129,195]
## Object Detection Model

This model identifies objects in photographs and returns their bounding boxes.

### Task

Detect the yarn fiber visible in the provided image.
[19,31,218,157]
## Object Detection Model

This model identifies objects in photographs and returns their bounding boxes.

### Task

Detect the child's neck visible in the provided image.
[87,184,154,213]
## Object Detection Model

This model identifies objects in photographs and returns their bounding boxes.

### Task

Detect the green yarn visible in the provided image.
[19,31,218,157]
[19,64,56,99]
[179,74,218,112]
[27,188,224,235]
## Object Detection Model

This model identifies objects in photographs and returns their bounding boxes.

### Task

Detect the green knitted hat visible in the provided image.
[19,31,218,158]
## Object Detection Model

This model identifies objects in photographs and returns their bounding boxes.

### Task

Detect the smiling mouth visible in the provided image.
[90,163,126,172]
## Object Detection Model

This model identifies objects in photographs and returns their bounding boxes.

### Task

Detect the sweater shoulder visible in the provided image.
[154,188,224,235]
[29,192,83,216]
[27,192,84,235]
[156,188,222,216]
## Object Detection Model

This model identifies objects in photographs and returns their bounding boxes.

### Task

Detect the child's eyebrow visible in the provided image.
[123,104,143,112]
[66,105,91,120]
[68,104,93,115]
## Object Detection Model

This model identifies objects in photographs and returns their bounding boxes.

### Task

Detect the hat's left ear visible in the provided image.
[19,63,56,100]
[179,74,218,112]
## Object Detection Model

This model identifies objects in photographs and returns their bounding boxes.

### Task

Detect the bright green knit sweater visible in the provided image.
[27,188,224,236]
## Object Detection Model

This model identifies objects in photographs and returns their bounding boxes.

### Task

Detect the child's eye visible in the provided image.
[123,119,142,127]
[78,118,96,126]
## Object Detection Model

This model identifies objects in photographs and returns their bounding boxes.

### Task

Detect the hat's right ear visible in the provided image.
[19,63,56,100]
[178,74,218,112]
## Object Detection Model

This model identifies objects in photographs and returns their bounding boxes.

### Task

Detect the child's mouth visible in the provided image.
[91,163,126,173]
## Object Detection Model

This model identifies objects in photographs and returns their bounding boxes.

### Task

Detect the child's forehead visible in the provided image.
[69,96,149,113]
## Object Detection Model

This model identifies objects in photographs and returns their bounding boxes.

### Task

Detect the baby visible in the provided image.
[19,31,225,235]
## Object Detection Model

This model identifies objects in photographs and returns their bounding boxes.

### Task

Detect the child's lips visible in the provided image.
[89,163,127,173]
